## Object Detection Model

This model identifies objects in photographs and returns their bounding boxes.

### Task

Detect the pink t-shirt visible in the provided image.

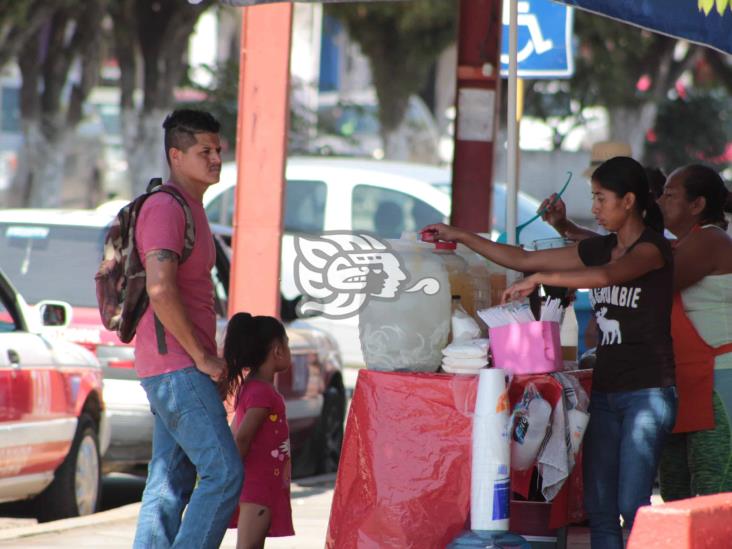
[133,182,216,378]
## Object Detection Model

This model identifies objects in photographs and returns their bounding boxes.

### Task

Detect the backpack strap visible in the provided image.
[154,315,168,355]
[142,181,197,355]
[150,184,196,263]
[146,177,163,193]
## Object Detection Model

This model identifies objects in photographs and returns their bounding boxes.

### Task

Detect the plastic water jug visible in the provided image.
[359,236,451,372]
[432,241,470,302]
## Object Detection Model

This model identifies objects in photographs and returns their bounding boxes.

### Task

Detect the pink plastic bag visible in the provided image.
[489,321,562,374]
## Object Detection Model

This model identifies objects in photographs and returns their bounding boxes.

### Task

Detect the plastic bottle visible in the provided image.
[432,241,470,308]
[567,408,590,456]
[478,233,508,307]
[455,243,492,319]
[511,392,552,471]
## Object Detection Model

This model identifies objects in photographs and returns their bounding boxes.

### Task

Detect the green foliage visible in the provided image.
[523,9,726,149]
[180,59,240,154]
[326,1,457,134]
[645,90,732,172]
[180,59,315,155]
[570,10,673,109]
[0,0,28,21]
[523,10,659,147]
[0,0,75,68]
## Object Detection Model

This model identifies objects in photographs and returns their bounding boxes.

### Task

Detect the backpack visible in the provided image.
[95,178,196,346]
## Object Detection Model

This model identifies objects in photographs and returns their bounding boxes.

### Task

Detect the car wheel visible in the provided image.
[315,386,346,474]
[35,414,101,522]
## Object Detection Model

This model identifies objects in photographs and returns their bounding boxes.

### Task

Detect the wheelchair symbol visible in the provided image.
[500,0,554,64]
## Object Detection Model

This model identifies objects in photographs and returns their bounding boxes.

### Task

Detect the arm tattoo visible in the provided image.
[154,249,180,263]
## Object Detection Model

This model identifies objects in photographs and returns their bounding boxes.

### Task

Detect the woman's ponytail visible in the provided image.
[643,200,665,234]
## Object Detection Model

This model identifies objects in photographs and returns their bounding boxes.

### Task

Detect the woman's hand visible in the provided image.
[538,194,569,233]
[502,275,540,303]
[420,223,469,243]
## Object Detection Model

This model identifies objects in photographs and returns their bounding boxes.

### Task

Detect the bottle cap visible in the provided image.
[435,241,457,250]
[420,229,437,243]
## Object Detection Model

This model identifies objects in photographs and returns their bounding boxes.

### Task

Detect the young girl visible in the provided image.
[223,312,294,549]
[423,156,677,548]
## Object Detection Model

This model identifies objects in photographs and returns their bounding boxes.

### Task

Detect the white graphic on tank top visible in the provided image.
[595,307,622,345]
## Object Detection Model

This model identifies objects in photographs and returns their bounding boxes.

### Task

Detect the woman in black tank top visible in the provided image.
[422,156,677,549]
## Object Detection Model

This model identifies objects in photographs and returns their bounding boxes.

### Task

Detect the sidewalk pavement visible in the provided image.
[0,475,336,548]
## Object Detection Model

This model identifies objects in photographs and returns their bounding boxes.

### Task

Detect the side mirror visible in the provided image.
[36,300,73,328]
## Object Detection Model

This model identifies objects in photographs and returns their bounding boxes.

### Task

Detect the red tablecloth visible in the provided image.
[326,369,592,549]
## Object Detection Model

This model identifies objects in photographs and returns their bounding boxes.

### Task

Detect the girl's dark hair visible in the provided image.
[222,312,286,397]
[677,164,729,231]
[592,156,664,233]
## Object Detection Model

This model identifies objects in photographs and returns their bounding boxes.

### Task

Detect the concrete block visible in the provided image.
[627,493,732,549]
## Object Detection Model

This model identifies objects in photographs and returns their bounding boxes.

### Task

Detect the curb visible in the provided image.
[0,502,141,542]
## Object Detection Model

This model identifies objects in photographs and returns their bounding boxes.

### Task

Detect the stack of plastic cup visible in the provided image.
[447,368,530,549]
[471,368,511,531]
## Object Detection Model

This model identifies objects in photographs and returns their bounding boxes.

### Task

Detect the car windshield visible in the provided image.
[0,223,104,307]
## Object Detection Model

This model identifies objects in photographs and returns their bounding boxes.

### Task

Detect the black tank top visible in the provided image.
[578,227,675,392]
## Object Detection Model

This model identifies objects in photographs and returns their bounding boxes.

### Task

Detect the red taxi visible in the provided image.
[0,267,106,521]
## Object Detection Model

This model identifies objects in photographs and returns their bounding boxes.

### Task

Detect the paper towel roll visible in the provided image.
[474,368,508,417]
[471,369,511,531]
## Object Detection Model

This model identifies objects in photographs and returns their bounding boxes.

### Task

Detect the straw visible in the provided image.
[477,300,535,328]
[514,171,573,242]
[539,297,564,323]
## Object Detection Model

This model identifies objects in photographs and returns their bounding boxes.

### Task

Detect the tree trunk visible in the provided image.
[9,119,66,208]
[113,0,211,197]
[608,103,658,161]
[382,127,411,161]
[123,108,169,197]
[9,0,106,207]
[0,1,57,69]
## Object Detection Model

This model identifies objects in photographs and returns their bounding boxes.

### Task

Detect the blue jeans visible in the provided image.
[134,367,243,549]
[583,387,677,549]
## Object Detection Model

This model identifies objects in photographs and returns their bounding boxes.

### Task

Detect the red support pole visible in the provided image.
[228,4,293,318]
[451,0,503,233]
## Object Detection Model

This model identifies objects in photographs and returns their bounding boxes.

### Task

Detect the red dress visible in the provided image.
[231,379,294,537]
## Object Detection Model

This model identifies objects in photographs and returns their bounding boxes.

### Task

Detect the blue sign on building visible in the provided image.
[500,0,575,79]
